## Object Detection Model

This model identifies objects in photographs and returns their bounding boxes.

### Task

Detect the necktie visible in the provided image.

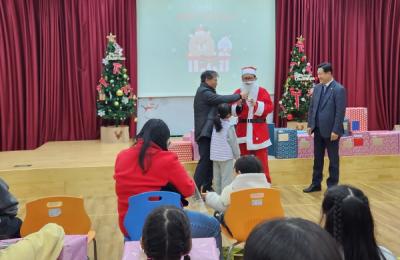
[321,85,327,100]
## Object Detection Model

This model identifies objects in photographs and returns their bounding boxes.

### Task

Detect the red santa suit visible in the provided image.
[232,68,273,182]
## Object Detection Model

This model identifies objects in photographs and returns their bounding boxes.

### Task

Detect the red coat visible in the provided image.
[232,86,273,150]
[114,141,195,236]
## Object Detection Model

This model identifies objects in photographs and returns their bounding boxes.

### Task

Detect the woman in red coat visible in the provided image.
[114,119,221,251]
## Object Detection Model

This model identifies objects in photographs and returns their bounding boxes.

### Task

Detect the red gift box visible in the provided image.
[345,107,368,132]
[169,140,193,162]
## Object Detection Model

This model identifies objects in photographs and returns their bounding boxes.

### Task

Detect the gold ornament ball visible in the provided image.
[122,68,127,73]
[116,90,123,96]
[122,74,128,79]
[114,101,119,107]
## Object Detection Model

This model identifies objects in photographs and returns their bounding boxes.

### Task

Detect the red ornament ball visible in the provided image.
[301,56,307,62]
[287,114,294,121]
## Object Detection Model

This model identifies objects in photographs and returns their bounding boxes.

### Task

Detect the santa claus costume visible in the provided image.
[232,67,274,183]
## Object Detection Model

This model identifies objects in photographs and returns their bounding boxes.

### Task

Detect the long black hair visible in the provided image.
[142,206,192,260]
[322,185,384,260]
[136,119,170,172]
[244,218,342,260]
[213,103,231,132]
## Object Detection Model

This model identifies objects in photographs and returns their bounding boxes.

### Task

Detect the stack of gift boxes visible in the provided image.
[171,107,400,163]
[271,107,400,159]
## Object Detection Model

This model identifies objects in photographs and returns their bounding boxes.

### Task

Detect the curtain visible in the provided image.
[0,0,137,151]
[274,0,400,130]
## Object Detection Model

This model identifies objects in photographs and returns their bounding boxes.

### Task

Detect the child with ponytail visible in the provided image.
[141,206,191,260]
[210,103,240,194]
[321,185,396,260]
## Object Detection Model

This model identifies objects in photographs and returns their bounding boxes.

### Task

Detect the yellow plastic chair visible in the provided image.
[20,196,97,260]
[223,188,285,259]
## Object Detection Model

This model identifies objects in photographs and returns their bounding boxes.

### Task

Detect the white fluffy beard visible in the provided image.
[241,80,257,94]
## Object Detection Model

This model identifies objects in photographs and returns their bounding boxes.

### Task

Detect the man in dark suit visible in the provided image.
[193,70,247,192]
[303,63,346,193]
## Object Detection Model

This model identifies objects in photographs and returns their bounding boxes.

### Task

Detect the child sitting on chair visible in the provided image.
[141,206,191,260]
[204,155,270,213]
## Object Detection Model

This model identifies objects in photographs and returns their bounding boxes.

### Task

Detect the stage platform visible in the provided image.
[1,140,399,259]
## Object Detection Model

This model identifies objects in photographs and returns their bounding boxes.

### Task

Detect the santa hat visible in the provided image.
[241,66,257,76]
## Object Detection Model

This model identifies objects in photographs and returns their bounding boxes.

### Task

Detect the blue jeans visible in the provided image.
[185,210,222,259]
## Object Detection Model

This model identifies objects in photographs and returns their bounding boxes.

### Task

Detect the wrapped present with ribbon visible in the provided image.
[274,128,298,159]
[297,133,313,158]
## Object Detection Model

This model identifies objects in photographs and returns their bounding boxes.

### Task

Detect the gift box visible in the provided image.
[352,132,370,155]
[339,136,354,156]
[368,131,399,155]
[190,130,200,161]
[169,140,193,162]
[267,123,276,156]
[274,128,298,159]
[297,133,313,158]
[345,107,368,132]
[182,133,191,141]
[394,128,400,153]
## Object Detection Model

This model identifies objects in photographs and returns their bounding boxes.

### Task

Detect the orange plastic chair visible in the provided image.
[20,196,97,260]
[222,188,285,258]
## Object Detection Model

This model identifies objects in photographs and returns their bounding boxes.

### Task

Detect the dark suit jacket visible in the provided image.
[308,80,347,138]
[194,83,241,141]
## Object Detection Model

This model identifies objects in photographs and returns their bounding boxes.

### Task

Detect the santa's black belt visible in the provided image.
[238,119,266,123]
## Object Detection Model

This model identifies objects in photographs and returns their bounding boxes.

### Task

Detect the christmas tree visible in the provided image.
[96,33,136,126]
[279,35,314,122]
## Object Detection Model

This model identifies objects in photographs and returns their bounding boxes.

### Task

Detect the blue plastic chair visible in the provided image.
[123,191,182,241]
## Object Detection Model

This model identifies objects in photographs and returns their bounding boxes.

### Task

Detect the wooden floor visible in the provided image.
[0,141,399,259]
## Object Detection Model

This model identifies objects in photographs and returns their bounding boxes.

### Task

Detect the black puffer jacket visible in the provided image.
[193,83,240,141]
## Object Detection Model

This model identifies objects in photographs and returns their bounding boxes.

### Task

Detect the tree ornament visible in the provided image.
[116,89,123,96]
[106,33,116,43]
[287,114,294,121]
[113,63,123,74]
[114,101,119,107]
[99,93,106,101]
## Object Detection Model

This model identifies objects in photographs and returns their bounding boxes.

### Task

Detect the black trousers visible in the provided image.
[312,128,340,187]
[193,137,213,192]
[0,216,22,240]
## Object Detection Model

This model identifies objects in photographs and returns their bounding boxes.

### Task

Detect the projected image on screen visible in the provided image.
[137,0,275,97]
[188,25,232,73]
